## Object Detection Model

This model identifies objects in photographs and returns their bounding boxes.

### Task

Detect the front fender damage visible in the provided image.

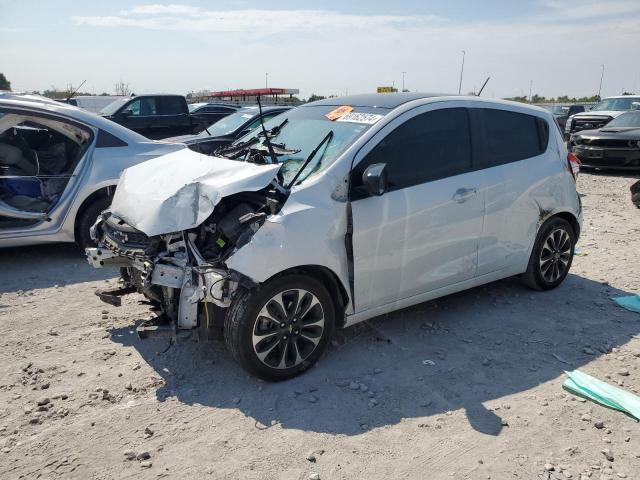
[85,151,284,339]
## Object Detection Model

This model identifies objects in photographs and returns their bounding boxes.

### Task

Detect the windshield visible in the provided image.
[591,97,640,112]
[194,109,260,138]
[230,105,386,186]
[99,98,130,116]
[606,111,640,128]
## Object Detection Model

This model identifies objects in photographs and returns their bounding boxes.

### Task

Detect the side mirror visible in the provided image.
[120,109,133,117]
[362,163,388,197]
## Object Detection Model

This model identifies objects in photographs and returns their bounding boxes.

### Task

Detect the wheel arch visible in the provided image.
[73,185,115,242]
[549,210,581,240]
[262,264,349,327]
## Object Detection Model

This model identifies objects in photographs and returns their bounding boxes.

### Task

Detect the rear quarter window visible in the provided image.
[96,129,128,148]
[477,108,548,168]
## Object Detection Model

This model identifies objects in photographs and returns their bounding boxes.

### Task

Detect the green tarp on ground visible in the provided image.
[564,370,640,421]
[612,295,640,314]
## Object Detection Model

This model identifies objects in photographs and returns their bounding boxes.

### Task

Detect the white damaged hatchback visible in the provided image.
[86,93,582,380]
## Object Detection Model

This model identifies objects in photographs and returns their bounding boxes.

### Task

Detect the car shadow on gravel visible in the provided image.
[0,243,115,293]
[109,273,640,437]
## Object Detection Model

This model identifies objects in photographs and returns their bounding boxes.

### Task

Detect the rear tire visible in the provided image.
[522,217,575,291]
[224,274,335,381]
[76,196,111,249]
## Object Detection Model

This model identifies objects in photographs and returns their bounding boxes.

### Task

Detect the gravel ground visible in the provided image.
[1,171,640,480]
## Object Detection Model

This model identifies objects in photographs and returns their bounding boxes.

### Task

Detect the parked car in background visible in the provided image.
[565,95,640,140]
[57,95,125,114]
[165,105,290,155]
[544,104,587,131]
[86,93,581,380]
[188,102,240,127]
[570,110,640,169]
[0,93,187,248]
[631,179,640,208]
[100,94,209,140]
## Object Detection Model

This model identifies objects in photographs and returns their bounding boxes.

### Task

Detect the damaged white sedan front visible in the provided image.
[87,94,582,380]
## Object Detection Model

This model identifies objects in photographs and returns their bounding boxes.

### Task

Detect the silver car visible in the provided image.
[87,93,582,380]
[0,93,186,248]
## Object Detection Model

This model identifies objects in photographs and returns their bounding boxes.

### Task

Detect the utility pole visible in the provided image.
[401,71,406,92]
[529,80,533,103]
[458,50,465,94]
[598,64,605,99]
[265,72,268,89]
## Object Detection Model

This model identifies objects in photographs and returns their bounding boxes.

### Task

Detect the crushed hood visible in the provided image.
[109,149,280,236]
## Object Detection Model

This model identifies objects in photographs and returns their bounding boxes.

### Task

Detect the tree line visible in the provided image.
[506,93,636,104]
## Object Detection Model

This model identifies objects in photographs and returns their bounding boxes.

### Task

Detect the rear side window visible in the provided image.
[159,96,186,115]
[353,108,472,194]
[96,129,127,148]
[477,109,548,168]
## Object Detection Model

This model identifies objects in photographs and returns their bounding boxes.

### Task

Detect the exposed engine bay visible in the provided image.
[87,182,287,336]
[86,107,342,339]
[0,113,90,227]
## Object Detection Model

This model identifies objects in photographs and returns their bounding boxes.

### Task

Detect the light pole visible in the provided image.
[529,80,533,103]
[598,64,605,99]
[458,50,465,95]
[265,72,268,89]
[402,71,407,92]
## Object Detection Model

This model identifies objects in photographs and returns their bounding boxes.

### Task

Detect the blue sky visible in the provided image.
[1,0,639,99]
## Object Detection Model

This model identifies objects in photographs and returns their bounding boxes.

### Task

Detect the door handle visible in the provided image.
[452,187,477,203]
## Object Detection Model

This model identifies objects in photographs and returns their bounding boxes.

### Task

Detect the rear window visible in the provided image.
[478,109,548,168]
[159,96,186,115]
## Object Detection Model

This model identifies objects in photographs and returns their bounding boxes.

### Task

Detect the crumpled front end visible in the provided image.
[86,186,285,335]
[85,148,286,337]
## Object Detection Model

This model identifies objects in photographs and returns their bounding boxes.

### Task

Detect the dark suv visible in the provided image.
[100,94,209,139]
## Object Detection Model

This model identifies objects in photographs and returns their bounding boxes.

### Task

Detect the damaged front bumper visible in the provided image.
[86,216,242,334]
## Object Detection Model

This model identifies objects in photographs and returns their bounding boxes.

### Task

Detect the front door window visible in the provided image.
[0,113,91,226]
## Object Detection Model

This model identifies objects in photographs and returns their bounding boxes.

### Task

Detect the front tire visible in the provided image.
[224,274,335,381]
[522,217,575,291]
[76,197,111,249]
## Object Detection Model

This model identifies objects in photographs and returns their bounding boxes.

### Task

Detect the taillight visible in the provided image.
[567,152,581,180]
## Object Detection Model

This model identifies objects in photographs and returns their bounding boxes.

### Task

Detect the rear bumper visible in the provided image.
[574,146,640,169]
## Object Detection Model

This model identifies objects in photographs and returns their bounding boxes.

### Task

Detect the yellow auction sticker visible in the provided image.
[325,105,353,121]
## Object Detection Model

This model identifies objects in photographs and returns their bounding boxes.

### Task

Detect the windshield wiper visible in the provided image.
[214,137,260,158]
[257,95,277,164]
[214,118,289,159]
[286,130,334,190]
[258,118,288,140]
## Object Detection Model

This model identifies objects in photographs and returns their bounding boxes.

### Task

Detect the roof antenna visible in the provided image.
[477,77,491,96]
[256,94,277,164]
[65,80,86,102]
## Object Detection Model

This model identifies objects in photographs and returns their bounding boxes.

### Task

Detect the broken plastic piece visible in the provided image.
[95,285,136,307]
[611,295,640,314]
[563,370,640,421]
[136,315,174,340]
